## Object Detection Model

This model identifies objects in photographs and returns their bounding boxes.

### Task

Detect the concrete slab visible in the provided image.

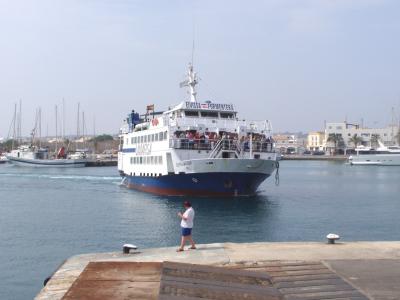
[224,242,400,263]
[325,259,400,300]
[35,242,400,300]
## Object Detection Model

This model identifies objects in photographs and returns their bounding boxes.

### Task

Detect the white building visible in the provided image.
[273,134,306,154]
[325,122,399,149]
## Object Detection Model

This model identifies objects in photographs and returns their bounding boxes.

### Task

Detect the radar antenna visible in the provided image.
[179,63,198,102]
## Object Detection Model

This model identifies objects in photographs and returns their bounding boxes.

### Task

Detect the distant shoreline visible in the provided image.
[281,155,347,161]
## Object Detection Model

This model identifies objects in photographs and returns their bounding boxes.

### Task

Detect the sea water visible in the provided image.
[1,161,400,299]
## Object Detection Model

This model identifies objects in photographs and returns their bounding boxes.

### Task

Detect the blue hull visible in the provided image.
[122,172,269,196]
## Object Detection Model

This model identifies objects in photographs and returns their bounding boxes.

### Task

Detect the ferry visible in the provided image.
[118,64,279,196]
[348,141,400,166]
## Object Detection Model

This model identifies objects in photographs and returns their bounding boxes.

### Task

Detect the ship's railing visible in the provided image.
[169,138,275,153]
[167,118,273,135]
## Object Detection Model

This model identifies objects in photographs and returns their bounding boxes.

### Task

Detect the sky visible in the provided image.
[1,0,400,138]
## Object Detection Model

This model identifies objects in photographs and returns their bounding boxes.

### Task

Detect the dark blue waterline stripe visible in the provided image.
[122,148,136,153]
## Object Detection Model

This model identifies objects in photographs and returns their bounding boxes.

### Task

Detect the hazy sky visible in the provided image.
[1,0,400,137]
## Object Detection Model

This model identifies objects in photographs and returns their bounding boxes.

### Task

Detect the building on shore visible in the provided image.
[307,131,326,152]
[273,134,307,154]
[325,121,398,146]
[307,121,399,154]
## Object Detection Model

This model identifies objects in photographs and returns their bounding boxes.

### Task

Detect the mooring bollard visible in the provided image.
[326,233,340,244]
[123,244,138,254]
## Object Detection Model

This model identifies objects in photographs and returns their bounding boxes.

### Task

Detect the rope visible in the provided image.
[275,161,280,186]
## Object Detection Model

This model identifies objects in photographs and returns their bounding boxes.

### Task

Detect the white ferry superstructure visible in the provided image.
[118,64,279,196]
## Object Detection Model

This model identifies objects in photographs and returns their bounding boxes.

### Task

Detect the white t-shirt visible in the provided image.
[181,207,195,228]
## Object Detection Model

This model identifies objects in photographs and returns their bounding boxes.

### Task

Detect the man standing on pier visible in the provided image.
[177,201,196,251]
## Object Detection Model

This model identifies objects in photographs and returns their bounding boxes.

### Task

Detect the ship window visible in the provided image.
[147,156,150,164]
[140,136,143,143]
[126,138,129,145]
[140,157,143,164]
[220,112,234,119]
[155,133,159,141]
[151,156,154,164]
[185,110,199,117]
[131,137,134,144]
[159,132,163,141]
[151,134,154,142]
[159,156,163,164]
[164,131,168,140]
[201,111,218,118]
[130,157,133,164]
[144,135,148,143]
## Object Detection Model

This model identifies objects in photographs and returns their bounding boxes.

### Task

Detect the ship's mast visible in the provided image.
[180,63,198,102]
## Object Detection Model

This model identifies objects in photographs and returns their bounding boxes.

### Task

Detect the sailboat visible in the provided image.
[6,105,87,167]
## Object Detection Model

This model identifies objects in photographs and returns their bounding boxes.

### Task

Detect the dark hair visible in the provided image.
[183,201,191,207]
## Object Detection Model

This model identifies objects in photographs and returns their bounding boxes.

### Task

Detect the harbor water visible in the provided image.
[1,161,400,299]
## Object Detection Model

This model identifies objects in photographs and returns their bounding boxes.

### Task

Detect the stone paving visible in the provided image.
[35,241,400,300]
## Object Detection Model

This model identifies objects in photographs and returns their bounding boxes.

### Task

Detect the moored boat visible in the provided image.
[348,141,400,166]
[6,145,87,167]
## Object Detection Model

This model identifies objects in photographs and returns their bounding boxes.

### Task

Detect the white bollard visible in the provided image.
[123,244,138,254]
[326,233,340,244]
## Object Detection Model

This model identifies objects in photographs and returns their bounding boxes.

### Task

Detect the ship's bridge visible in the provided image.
[164,101,271,136]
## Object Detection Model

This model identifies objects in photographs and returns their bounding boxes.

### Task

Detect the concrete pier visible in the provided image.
[281,155,348,161]
[35,241,400,300]
[85,159,117,167]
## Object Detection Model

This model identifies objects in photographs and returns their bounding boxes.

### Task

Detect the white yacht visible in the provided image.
[7,145,87,167]
[118,64,279,196]
[349,141,400,166]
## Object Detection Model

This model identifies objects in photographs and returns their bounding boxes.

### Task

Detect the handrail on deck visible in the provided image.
[169,138,274,153]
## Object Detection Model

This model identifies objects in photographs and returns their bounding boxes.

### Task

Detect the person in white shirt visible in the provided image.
[177,201,196,252]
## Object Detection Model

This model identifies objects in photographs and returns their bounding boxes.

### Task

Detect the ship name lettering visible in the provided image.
[185,102,234,111]
[136,143,152,155]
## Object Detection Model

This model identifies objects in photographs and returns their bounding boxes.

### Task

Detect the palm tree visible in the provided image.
[396,129,400,146]
[370,134,380,148]
[348,134,363,149]
[327,133,343,155]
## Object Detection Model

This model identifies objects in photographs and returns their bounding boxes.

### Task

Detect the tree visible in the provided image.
[0,139,15,152]
[327,133,344,155]
[396,129,400,146]
[348,134,363,148]
[90,134,114,142]
[370,134,380,148]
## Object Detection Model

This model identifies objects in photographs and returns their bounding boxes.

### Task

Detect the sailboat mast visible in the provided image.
[82,111,85,149]
[39,107,42,148]
[18,100,22,144]
[12,103,17,150]
[77,103,80,139]
[62,98,65,141]
[55,105,58,154]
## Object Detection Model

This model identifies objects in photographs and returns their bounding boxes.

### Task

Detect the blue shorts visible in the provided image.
[181,227,192,236]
